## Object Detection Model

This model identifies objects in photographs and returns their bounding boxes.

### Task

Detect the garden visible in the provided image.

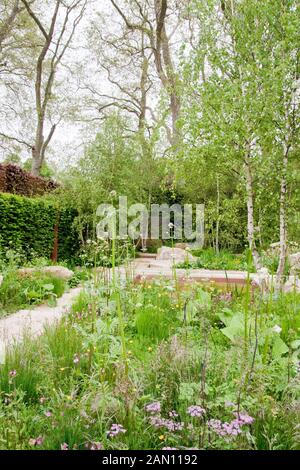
[0,0,300,455]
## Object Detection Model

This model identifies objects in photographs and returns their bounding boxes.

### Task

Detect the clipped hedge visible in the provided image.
[0,164,58,197]
[0,193,79,262]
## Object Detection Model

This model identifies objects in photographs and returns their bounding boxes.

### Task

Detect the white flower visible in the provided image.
[272,325,282,334]
[168,222,174,229]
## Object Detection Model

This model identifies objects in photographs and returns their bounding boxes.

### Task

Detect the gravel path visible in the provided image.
[0,287,82,352]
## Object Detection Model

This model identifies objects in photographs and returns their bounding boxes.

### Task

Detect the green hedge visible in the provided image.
[0,193,79,262]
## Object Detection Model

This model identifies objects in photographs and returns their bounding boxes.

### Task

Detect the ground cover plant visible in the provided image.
[1,272,300,450]
[0,269,66,316]
[177,248,289,275]
[177,248,255,272]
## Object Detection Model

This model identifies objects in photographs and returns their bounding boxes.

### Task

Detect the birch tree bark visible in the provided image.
[244,154,261,270]
[276,142,290,285]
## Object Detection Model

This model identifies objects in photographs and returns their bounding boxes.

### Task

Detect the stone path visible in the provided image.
[0,257,255,356]
[0,287,82,351]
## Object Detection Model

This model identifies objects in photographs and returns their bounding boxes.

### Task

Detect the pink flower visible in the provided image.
[44,411,52,418]
[61,442,69,450]
[187,405,206,417]
[29,436,44,447]
[107,424,127,438]
[233,412,254,425]
[207,409,254,438]
[9,370,17,378]
[149,416,184,432]
[145,401,161,414]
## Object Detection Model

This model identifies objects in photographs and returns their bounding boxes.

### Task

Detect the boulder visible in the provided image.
[156,246,196,263]
[289,252,300,275]
[174,242,187,250]
[18,266,74,281]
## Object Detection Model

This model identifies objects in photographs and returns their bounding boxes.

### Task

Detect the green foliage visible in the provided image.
[0,269,66,315]
[135,304,174,341]
[0,193,78,263]
[77,238,135,268]
[177,248,255,272]
[0,276,300,450]
[179,0,300,251]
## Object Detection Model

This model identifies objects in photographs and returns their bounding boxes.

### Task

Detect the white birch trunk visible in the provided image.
[245,155,261,271]
[276,142,289,286]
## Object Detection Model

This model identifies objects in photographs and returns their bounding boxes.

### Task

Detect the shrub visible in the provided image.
[0,163,58,197]
[0,193,79,263]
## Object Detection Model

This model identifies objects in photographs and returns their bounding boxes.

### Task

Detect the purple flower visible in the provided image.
[169,410,178,418]
[145,401,161,414]
[149,416,184,432]
[187,405,206,418]
[107,423,127,438]
[207,419,242,437]
[233,412,254,425]
[44,411,52,418]
[61,442,69,450]
[9,370,17,378]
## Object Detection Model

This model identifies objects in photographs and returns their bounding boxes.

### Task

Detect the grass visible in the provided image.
[1,273,300,450]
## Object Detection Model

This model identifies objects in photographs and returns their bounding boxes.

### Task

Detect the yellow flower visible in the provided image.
[129,340,133,344]
[60,368,66,371]
[148,347,153,352]
[159,435,165,441]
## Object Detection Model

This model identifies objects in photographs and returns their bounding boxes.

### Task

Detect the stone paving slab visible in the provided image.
[0,259,255,357]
